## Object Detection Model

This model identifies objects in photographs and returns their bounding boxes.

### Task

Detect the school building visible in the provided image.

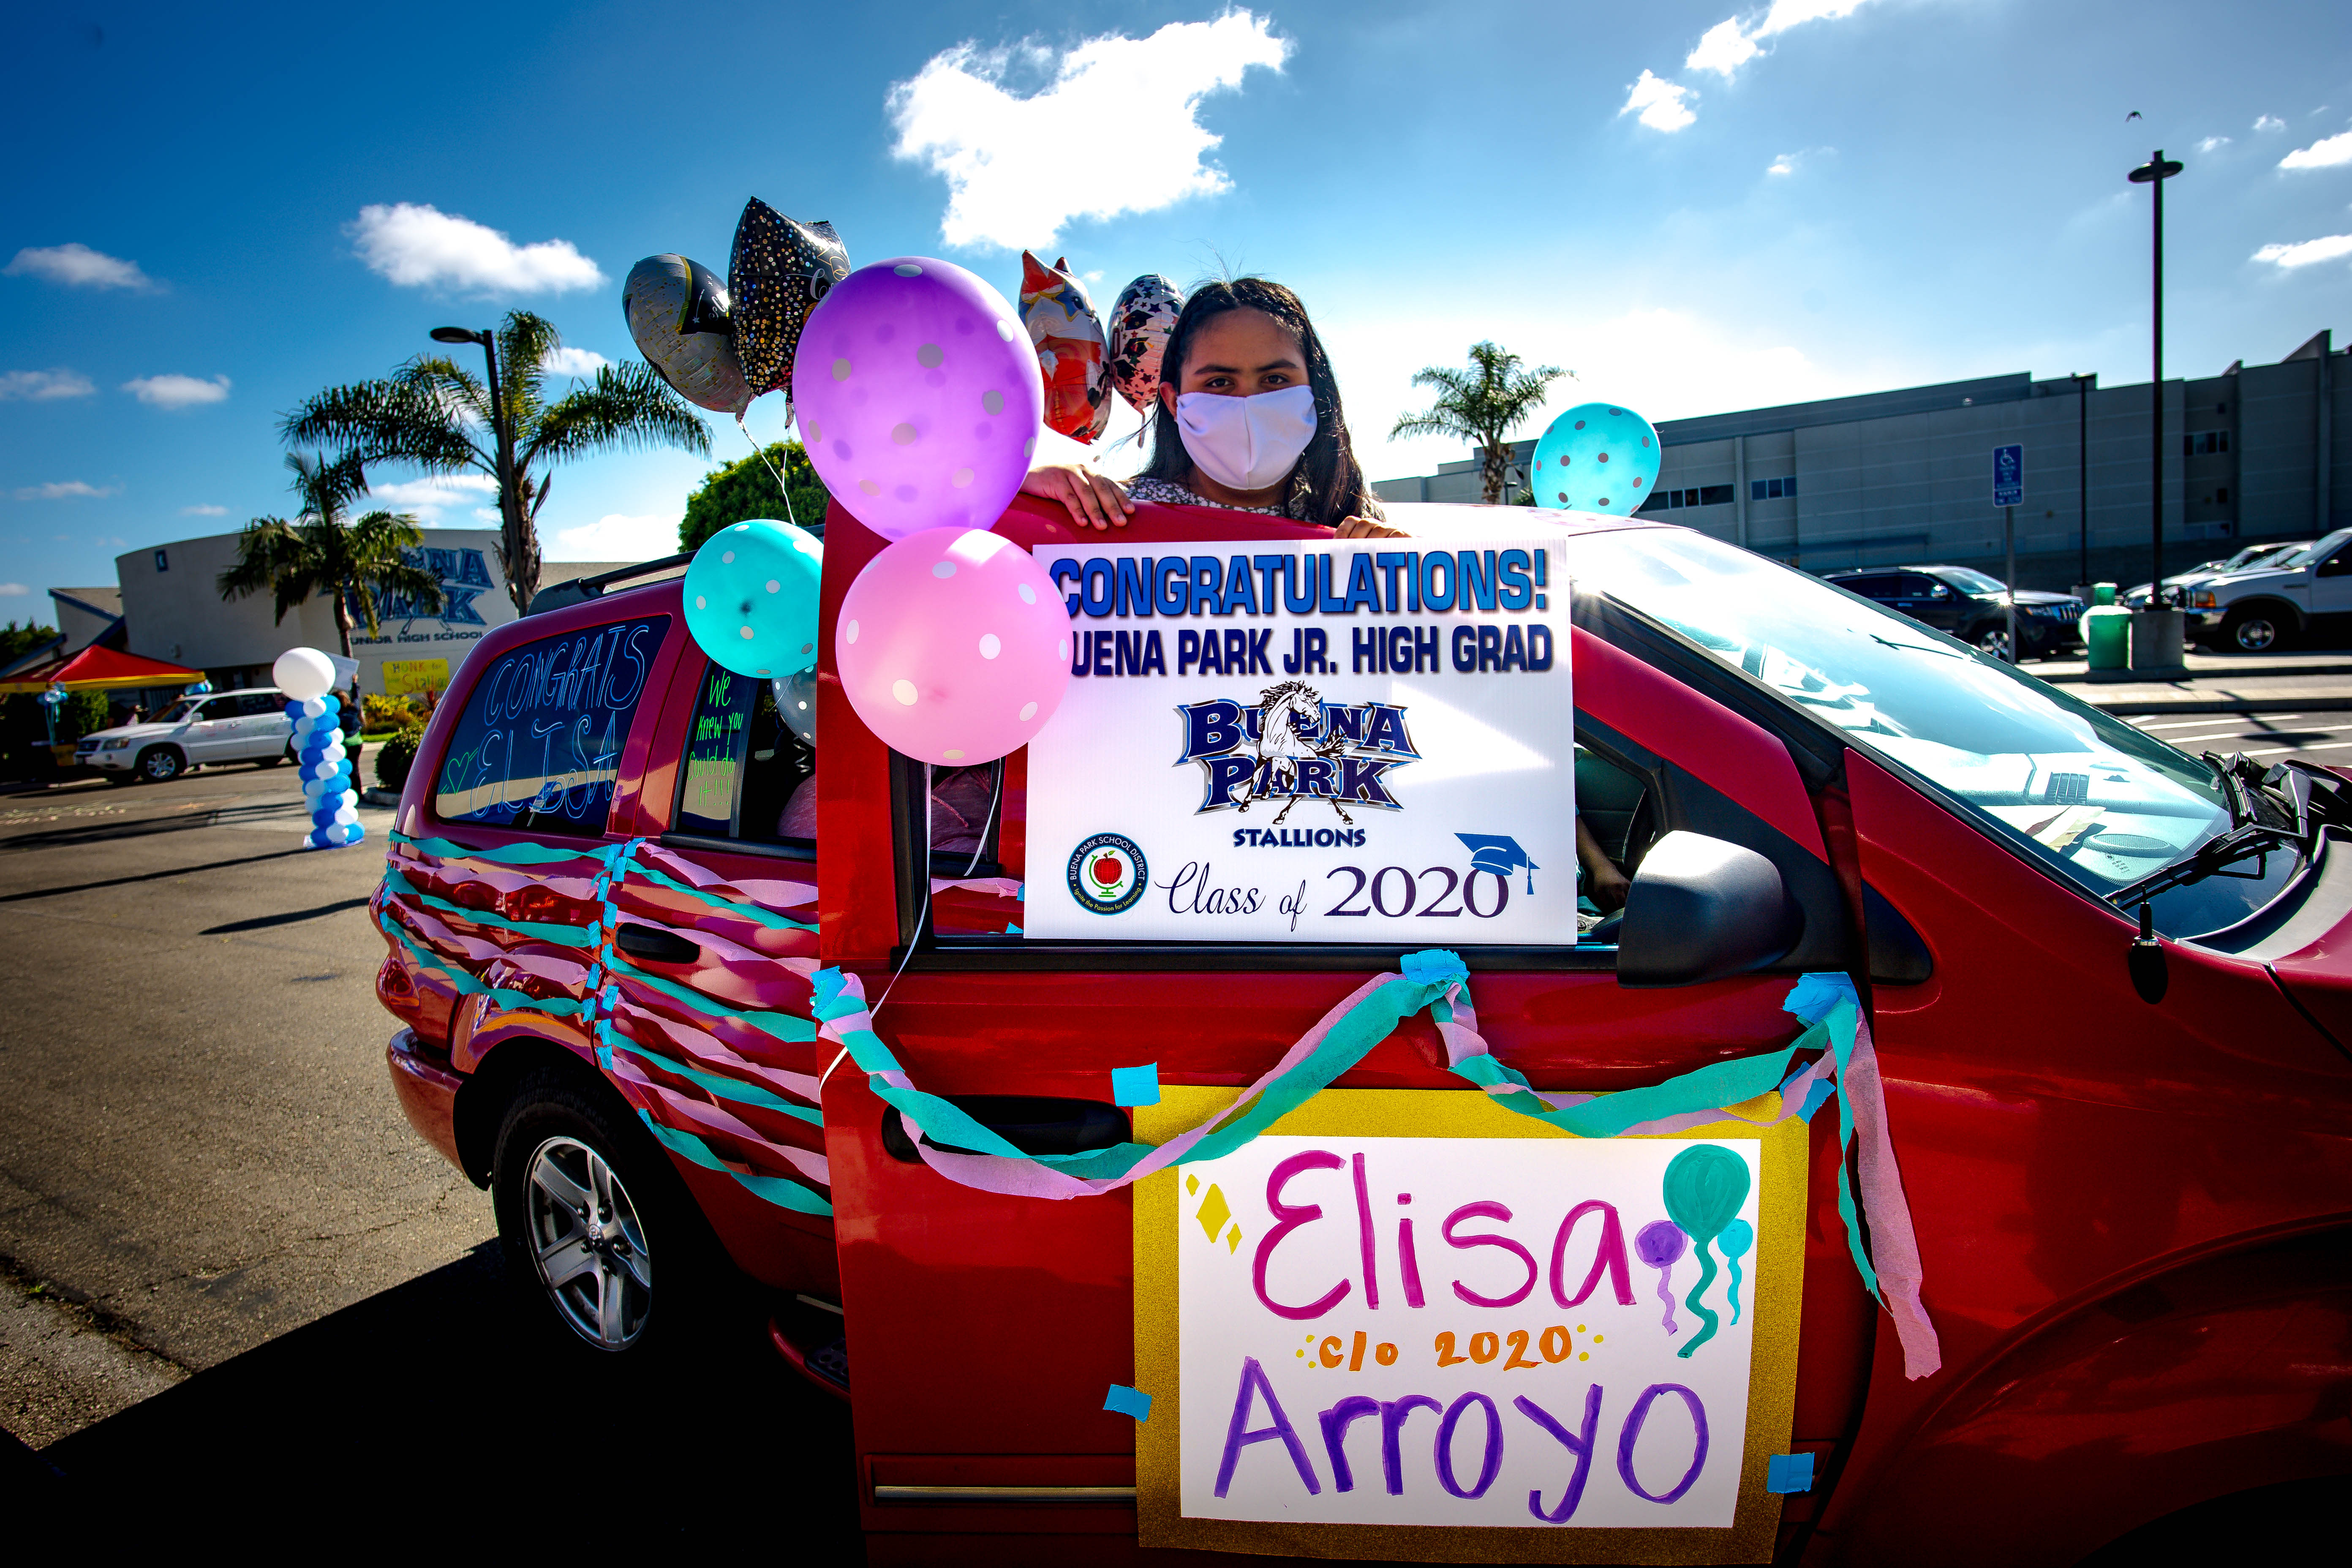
[1371,328,2348,591]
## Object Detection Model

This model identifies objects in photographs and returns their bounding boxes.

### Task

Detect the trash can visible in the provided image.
[2082,583,2130,672]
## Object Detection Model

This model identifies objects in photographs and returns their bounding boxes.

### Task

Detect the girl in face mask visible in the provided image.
[1022,277,1401,538]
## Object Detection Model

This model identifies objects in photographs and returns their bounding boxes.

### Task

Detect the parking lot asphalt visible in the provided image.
[0,762,859,1549]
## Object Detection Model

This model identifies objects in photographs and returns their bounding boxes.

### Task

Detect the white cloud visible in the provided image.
[1768,152,1797,175]
[124,373,230,409]
[549,513,678,560]
[2281,130,2352,170]
[0,583,28,595]
[1686,18,1760,76]
[2197,135,2231,153]
[2253,233,2352,270]
[14,480,117,500]
[539,346,610,377]
[1621,71,1697,133]
[349,203,604,294]
[180,504,227,516]
[1685,0,1878,80]
[3,242,154,291]
[2254,114,2286,132]
[365,473,498,521]
[887,12,1290,250]
[0,368,96,400]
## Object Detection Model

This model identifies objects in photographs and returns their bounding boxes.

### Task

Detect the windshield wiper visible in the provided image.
[2107,818,2299,908]
[2108,750,2336,907]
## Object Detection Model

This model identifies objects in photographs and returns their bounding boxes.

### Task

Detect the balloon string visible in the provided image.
[819,762,935,1092]
[738,413,800,531]
[1677,1242,1721,1359]
[964,763,1002,880]
[1652,1265,1679,1335]
[1727,1255,1745,1326]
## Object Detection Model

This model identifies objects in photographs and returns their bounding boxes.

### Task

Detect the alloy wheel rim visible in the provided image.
[524,1135,652,1349]
[1979,630,2013,662]
[2239,621,2275,651]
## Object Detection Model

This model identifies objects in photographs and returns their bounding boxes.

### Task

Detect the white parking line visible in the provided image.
[2237,739,2352,757]
[2133,713,2302,730]
[2160,727,2325,745]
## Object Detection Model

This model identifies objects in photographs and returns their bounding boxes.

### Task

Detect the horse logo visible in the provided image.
[1174,681,1419,824]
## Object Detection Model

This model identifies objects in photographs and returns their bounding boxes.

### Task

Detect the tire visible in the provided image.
[490,1068,741,1357]
[136,746,183,784]
[257,748,285,768]
[2220,606,2287,653]
[1971,623,2014,663]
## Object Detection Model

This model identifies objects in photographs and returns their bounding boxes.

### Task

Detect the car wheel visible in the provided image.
[490,1069,738,1357]
[1973,625,2015,662]
[258,748,285,768]
[136,746,183,783]
[2221,607,2285,653]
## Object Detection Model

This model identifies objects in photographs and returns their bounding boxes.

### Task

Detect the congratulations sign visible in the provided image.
[1135,1091,1803,1562]
[1025,538,1573,943]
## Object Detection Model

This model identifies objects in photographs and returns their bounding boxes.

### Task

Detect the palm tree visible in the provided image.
[1391,342,1569,504]
[218,452,445,667]
[282,310,710,613]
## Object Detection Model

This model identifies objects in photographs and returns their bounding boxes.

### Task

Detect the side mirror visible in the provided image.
[1615,831,1802,987]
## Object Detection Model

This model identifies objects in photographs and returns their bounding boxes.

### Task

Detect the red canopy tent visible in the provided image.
[0,645,204,695]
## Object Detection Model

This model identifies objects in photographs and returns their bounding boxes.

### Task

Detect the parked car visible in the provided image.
[2183,527,2352,651]
[2121,540,2311,608]
[1818,565,2083,662]
[376,497,2349,1565]
[75,686,293,783]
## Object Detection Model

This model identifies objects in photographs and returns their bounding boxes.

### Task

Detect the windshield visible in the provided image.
[2278,528,2350,569]
[1563,526,2298,937]
[1934,566,2006,594]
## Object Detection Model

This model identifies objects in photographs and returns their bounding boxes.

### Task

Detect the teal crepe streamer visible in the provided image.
[626,860,819,931]
[1783,978,1880,1304]
[380,867,599,947]
[637,1111,833,1216]
[376,910,583,1018]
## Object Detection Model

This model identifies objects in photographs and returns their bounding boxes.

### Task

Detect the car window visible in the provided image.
[433,616,668,836]
[2280,529,2351,568]
[1562,528,2285,937]
[1936,566,2004,593]
[675,661,814,848]
[239,692,284,718]
[1891,574,1939,598]
[1837,574,1898,598]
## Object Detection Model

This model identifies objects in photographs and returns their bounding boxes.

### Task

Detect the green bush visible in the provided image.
[375,723,425,795]
[680,440,830,551]
[362,691,421,731]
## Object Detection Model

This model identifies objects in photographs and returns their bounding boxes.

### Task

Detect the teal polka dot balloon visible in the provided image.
[1530,401,1660,516]
[684,519,824,678]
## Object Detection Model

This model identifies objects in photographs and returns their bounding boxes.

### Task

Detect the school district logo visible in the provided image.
[1067,832,1149,915]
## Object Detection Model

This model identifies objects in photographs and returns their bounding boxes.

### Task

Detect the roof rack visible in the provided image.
[526,554,691,617]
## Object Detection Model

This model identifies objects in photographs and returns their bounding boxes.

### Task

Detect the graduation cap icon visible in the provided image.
[1456,833,1539,894]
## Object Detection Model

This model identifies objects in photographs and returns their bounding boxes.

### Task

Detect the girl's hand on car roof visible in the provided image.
[1023,462,1135,531]
[1337,513,1407,539]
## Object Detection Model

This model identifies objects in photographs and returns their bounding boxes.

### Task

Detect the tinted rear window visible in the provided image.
[433,616,669,835]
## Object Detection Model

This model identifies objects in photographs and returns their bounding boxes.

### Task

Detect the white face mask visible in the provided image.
[1174,386,1318,492]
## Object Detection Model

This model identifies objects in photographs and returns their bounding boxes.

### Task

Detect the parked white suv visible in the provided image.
[76,688,294,784]
[2184,528,2352,653]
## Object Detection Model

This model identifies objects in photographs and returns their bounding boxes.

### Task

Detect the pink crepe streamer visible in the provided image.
[820,968,1407,1200]
[931,877,1024,899]
[1840,1006,1941,1379]
[634,842,819,910]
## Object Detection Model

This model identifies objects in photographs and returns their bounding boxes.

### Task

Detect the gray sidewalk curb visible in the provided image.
[2078,695,2352,716]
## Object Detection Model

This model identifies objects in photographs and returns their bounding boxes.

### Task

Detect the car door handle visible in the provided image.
[614,923,701,964]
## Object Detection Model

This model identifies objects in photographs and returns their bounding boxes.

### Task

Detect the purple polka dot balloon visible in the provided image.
[792,257,1045,541]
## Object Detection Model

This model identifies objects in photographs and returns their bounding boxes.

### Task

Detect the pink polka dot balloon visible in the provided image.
[792,258,1045,541]
[836,527,1073,768]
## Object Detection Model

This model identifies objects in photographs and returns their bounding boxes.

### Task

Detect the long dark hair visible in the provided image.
[1141,277,1383,526]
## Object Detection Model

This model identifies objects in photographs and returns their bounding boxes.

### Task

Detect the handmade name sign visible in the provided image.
[1135,1089,1803,1563]
[1024,538,1573,942]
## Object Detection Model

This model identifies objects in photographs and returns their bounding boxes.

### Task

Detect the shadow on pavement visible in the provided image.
[11,1244,865,1554]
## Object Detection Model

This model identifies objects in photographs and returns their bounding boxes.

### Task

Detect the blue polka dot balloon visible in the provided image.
[1530,402,1661,516]
[684,519,824,678]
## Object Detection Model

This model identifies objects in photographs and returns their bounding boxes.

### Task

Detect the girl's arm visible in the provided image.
[1577,816,1631,911]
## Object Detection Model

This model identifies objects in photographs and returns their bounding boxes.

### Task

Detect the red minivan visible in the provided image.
[374,495,2352,1565]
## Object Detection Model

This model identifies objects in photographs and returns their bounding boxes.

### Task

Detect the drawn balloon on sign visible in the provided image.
[1661,1143,1753,1358]
[1634,1220,1690,1334]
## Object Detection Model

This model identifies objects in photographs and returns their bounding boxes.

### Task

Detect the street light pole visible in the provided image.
[430,325,532,613]
[2074,372,2093,590]
[2128,150,2183,604]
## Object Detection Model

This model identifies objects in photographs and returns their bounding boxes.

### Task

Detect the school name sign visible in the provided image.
[1024,538,1575,944]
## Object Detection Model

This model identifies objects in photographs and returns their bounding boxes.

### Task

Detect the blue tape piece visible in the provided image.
[1797,1076,1837,1122]
[1766,1453,1816,1494]
[637,1111,832,1215]
[1783,971,1857,1027]
[1111,1063,1161,1108]
[1103,1384,1152,1422]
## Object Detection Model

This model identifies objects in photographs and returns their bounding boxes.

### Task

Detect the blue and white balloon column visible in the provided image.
[275,648,363,850]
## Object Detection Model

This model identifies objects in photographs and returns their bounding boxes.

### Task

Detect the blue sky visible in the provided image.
[3,0,2348,605]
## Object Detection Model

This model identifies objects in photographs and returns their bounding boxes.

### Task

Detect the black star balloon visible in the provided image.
[729,198,850,405]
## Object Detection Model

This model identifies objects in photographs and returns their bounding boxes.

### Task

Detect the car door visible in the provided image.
[230,691,288,760]
[603,653,838,1311]
[819,499,1878,1552]
[2306,540,2352,618]
[180,696,237,762]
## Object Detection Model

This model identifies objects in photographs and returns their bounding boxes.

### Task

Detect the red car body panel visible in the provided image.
[373,495,2352,1564]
